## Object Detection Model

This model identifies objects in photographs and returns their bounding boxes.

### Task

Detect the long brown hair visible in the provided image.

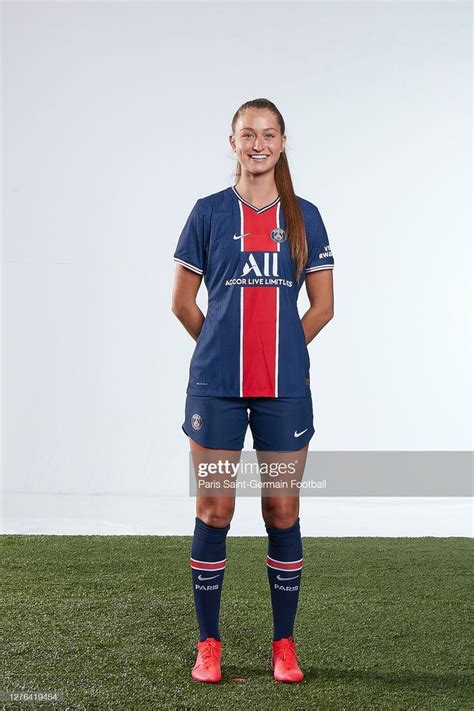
[231,98,307,282]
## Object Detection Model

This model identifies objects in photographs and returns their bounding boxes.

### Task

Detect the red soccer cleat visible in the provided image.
[271,636,304,682]
[191,637,222,682]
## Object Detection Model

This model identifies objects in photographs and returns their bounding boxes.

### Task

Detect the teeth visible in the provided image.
[251,155,268,159]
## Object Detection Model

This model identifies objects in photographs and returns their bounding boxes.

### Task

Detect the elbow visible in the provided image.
[172,300,193,320]
[311,304,334,322]
[171,302,184,320]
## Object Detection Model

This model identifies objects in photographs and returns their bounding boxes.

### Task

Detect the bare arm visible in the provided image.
[300,270,334,345]
[171,264,206,341]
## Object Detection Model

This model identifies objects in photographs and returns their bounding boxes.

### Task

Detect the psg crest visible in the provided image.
[191,413,202,430]
[270,228,287,243]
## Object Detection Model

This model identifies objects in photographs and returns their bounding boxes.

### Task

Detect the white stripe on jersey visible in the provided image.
[238,200,245,397]
[305,264,334,273]
[275,202,282,397]
[174,257,203,275]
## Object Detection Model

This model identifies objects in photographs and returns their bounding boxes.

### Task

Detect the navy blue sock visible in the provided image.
[190,516,230,642]
[265,517,303,641]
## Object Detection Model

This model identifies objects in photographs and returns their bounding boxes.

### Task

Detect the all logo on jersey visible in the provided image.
[242,252,279,277]
[224,252,293,287]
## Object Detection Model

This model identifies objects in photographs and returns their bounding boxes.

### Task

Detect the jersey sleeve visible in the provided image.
[304,205,334,273]
[173,199,209,275]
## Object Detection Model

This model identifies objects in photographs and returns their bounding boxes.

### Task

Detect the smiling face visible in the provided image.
[230,108,286,175]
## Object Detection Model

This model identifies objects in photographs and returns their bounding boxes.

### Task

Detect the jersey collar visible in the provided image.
[231,185,280,214]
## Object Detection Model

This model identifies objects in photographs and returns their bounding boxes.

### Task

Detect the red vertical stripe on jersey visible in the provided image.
[241,204,279,397]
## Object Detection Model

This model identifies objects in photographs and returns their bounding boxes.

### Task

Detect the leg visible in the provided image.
[182,395,248,682]
[248,395,312,682]
[258,443,308,641]
[190,436,238,527]
[189,436,240,643]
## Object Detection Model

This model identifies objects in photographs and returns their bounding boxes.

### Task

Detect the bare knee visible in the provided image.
[262,500,299,529]
[196,503,234,528]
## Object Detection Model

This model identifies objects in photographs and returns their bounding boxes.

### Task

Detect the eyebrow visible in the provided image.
[240,127,278,131]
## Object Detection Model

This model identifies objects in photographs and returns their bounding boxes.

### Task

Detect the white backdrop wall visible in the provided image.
[2,2,472,535]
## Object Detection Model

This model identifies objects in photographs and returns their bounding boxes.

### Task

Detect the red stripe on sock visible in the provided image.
[190,559,227,570]
[266,556,304,571]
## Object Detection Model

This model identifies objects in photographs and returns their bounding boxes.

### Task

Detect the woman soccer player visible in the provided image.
[172,98,334,683]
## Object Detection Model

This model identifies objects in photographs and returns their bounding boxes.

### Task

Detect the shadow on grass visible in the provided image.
[220,664,272,682]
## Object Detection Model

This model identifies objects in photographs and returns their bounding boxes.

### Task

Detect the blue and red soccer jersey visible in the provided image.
[173,185,334,398]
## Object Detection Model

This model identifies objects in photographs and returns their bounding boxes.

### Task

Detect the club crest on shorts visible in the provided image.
[191,413,202,430]
[270,228,287,243]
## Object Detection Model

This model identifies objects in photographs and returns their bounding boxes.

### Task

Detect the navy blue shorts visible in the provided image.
[182,394,315,451]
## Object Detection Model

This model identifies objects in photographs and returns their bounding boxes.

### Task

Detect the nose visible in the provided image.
[253,137,263,151]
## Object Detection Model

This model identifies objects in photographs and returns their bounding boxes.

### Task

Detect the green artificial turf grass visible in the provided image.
[1,536,472,710]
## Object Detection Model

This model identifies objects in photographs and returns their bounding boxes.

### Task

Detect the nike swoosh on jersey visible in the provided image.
[294,428,309,437]
[276,574,299,581]
[233,232,252,240]
[197,574,220,581]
